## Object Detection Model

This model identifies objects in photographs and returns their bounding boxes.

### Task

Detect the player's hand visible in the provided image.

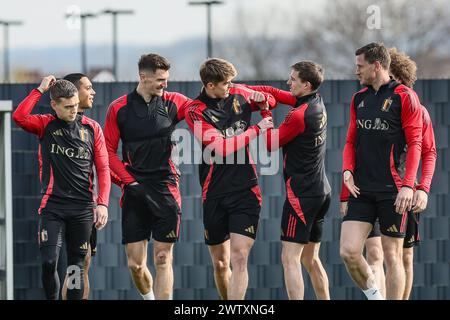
[394,187,414,214]
[258,101,270,111]
[249,92,270,110]
[257,117,273,131]
[37,75,56,93]
[249,91,266,103]
[94,205,108,230]
[343,170,360,198]
[412,189,428,213]
[340,201,348,217]
[260,108,272,118]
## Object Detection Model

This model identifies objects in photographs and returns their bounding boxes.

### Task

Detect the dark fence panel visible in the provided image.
[3,79,449,300]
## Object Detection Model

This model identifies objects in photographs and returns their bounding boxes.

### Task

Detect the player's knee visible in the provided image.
[83,253,92,270]
[301,256,320,273]
[366,245,383,265]
[154,250,172,268]
[281,250,298,268]
[212,258,229,274]
[383,248,402,267]
[40,247,59,274]
[127,260,146,275]
[340,245,359,265]
[42,259,58,275]
[230,248,248,269]
[403,250,413,269]
[67,253,85,274]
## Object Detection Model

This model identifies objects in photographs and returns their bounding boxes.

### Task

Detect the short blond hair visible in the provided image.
[389,47,417,88]
[199,58,237,86]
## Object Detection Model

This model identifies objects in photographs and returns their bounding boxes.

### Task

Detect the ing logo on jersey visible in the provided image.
[50,143,92,160]
[356,118,389,130]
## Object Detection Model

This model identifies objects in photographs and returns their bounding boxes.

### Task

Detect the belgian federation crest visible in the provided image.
[79,128,87,141]
[40,229,48,243]
[232,97,242,115]
[381,97,393,112]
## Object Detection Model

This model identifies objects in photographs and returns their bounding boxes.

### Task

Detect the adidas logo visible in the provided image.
[166,230,177,239]
[408,235,415,243]
[52,129,63,136]
[79,242,88,250]
[245,226,255,234]
[387,224,398,233]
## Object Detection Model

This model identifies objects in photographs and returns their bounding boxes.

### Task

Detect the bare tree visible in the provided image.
[215,2,297,80]
[219,0,450,79]
[296,0,450,78]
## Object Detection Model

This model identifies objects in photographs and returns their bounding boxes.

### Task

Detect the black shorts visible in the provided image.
[121,181,181,244]
[367,220,381,238]
[203,185,262,246]
[89,225,97,256]
[344,192,408,238]
[38,208,94,257]
[281,194,330,244]
[404,211,420,248]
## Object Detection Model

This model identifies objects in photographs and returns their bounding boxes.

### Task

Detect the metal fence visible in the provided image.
[0,101,13,300]
[2,80,449,300]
